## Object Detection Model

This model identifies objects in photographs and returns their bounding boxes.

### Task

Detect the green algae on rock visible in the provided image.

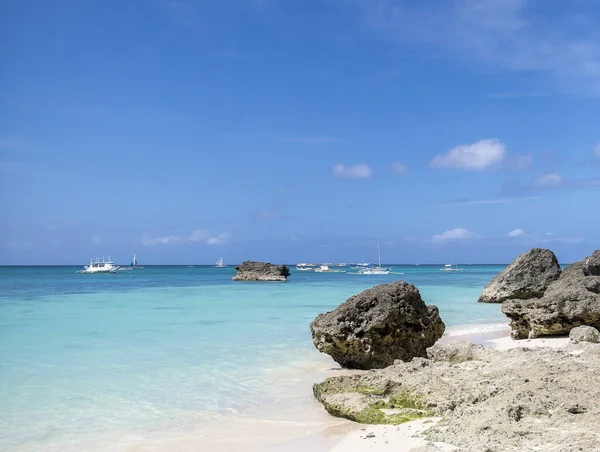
[313,340,600,451]
[313,373,432,425]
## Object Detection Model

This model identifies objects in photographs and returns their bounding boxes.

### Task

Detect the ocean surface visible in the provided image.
[0,265,508,451]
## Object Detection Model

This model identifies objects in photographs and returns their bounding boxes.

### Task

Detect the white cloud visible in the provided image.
[513,154,533,170]
[333,163,373,179]
[431,228,474,243]
[188,229,230,245]
[508,228,525,237]
[364,0,600,95]
[442,196,538,206]
[390,162,408,174]
[533,172,563,187]
[142,235,179,246]
[542,235,585,245]
[278,136,343,144]
[431,139,506,171]
[594,143,600,158]
[142,229,231,246]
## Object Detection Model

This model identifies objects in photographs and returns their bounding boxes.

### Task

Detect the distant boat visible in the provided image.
[130,254,144,269]
[358,242,391,275]
[314,264,346,273]
[77,257,118,274]
[440,264,463,272]
[214,257,227,268]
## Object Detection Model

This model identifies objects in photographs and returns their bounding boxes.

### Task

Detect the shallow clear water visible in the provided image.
[0,265,506,450]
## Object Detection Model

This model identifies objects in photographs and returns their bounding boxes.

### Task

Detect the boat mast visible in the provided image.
[377,242,381,268]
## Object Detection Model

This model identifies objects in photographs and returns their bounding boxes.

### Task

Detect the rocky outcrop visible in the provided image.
[583,251,600,276]
[570,325,600,344]
[314,341,600,451]
[502,250,600,339]
[478,248,561,303]
[232,261,291,281]
[310,281,445,369]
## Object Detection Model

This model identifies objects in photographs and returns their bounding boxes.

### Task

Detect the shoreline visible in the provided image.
[24,322,573,452]
[250,324,573,452]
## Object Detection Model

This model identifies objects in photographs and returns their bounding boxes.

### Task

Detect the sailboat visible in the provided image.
[130,254,144,268]
[358,242,391,275]
[214,257,227,268]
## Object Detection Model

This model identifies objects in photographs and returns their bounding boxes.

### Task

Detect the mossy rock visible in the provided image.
[314,376,432,425]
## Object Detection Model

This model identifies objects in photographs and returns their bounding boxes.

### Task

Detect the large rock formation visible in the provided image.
[478,248,561,303]
[502,250,600,339]
[313,341,600,451]
[232,261,291,281]
[310,281,445,369]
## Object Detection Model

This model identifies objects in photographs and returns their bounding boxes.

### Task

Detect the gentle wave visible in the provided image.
[0,265,507,450]
[444,322,511,337]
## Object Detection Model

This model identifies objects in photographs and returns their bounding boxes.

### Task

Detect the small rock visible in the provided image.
[569,325,600,344]
[366,432,376,438]
[567,404,587,414]
[427,340,485,363]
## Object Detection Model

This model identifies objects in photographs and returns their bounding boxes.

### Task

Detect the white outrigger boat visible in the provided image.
[296,263,317,271]
[214,257,228,268]
[314,264,346,273]
[77,257,119,274]
[440,264,463,272]
[358,242,391,275]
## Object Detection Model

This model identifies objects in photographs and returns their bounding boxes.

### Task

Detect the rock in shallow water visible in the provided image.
[478,248,561,303]
[232,261,291,281]
[310,281,445,369]
[502,250,600,339]
[569,325,600,344]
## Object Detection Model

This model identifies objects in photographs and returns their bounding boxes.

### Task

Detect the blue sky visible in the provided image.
[1,0,599,265]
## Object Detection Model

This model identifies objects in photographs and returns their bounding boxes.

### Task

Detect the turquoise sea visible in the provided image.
[0,265,508,451]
